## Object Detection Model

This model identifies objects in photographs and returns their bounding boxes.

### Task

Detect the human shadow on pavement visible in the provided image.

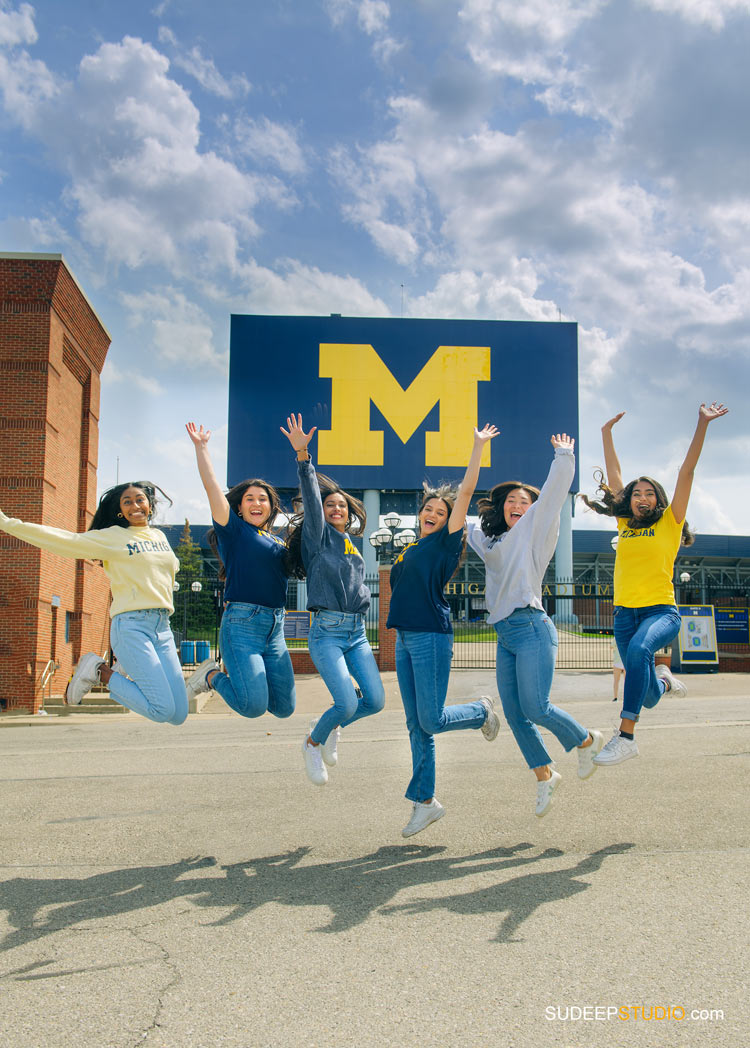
[0,842,634,957]
[197,841,564,933]
[379,842,635,942]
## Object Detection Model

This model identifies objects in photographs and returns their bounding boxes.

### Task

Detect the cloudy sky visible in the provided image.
[0,0,747,534]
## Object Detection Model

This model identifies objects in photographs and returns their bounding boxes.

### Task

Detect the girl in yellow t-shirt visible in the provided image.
[0,481,187,723]
[580,402,728,765]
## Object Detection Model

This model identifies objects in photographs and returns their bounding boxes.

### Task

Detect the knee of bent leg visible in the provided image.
[366,682,385,715]
[417,709,442,735]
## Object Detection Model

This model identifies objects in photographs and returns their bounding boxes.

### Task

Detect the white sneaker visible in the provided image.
[311,718,341,768]
[577,729,604,780]
[535,769,562,817]
[656,663,687,698]
[186,658,218,700]
[593,731,639,766]
[64,652,104,706]
[479,696,500,741]
[402,799,445,838]
[302,737,328,785]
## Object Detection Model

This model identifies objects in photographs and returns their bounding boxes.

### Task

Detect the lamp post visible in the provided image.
[679,570,691,603]
[368,512,417,564]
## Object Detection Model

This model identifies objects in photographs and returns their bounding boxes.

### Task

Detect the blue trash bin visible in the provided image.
[180,640,196,665]
[195,640,210,663]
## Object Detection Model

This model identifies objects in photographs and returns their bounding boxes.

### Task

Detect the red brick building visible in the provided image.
[0,253,111,712]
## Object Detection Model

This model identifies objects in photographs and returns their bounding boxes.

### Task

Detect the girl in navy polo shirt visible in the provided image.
[388,424,500,838]
[184,423,295,720]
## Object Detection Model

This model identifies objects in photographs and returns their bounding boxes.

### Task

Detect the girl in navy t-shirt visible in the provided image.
[184,422,295,720]
[388,424,500,838]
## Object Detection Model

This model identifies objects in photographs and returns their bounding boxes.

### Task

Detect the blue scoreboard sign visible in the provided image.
[228,315,579,490]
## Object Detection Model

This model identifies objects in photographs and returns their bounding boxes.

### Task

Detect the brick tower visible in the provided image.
[0,253,111,712]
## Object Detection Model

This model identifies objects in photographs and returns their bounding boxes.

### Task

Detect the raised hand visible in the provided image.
[186,422,211,447]
[601,412,625,432]
[474,423,500,444]
[280,413,317,453]
[550,432,575,451]
[699,402,728,424]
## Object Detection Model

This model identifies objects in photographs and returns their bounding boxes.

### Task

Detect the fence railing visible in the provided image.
[173,569,750,671]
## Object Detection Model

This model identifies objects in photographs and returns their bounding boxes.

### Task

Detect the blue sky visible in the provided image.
[1,0,747,533]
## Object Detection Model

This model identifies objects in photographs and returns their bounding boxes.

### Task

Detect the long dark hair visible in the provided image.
[417,482,465,576]
[578,471,695,545]
[89,481,171,531]
[476,481,540,538]
[207,478,284,582]
[285,473,366,580]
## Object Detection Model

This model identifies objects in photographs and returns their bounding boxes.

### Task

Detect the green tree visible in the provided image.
[175,518,203,579]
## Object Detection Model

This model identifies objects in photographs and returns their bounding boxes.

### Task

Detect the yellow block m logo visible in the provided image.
[317,344,491,467]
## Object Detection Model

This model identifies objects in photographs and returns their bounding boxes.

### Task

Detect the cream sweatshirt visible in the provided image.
[0,511,179,617]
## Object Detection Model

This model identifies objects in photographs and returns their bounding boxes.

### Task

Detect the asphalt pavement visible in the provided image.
[1,669,748,1048]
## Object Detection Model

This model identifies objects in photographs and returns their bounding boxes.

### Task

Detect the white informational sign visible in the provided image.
[677,605,719,667]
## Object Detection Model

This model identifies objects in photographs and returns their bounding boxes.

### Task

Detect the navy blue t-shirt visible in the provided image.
[212,510,288,608]
[387,526,463,634]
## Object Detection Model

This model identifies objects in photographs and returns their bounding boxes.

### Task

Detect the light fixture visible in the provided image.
[173,581,180,591]
[383,512,401,529]
[679,571,691,584]
[191,581,203,592]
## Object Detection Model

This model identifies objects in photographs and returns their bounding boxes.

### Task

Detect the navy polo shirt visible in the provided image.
[212,510,288,608]
[387,526,463,634]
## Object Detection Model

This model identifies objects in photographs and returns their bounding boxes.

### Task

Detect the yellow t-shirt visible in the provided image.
[614,505,682,608]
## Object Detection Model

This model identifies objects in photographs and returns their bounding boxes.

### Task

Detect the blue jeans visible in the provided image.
[395,629,487,803]
[108,609,188,725]
[308,611,385,745]
[614,604,681,721]
[213,602,296,719]
[493,607,588,769]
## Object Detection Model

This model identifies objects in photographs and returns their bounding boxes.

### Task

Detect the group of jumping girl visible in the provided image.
[0,402,727,837]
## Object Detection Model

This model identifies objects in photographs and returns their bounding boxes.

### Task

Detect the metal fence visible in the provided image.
[283,575,380,649]
[173,569,749,671]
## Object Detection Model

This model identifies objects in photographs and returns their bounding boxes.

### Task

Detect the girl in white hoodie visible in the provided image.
[467,434,602,817]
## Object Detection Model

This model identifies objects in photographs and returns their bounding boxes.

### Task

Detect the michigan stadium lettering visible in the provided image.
[316,343,492,468]
[443,583,613,596]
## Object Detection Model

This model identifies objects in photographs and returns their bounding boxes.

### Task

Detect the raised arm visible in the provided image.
[280,413,326,550]
[670,402,728,524]
[185,423,230,526]
[280,413,317,465]
[601,413,625,494]
[448,424,500,533]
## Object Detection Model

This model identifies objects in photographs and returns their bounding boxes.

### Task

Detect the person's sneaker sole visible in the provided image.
[577,729,605,779]
[479,696,500,741]
[401,803,445,838]
[64,652,104,706]
[301,738,328,785]
[535,769,562,818]
[593,742,639,766]
[186,658,218,700]
[656,663,687,698]
[310,717,340,767]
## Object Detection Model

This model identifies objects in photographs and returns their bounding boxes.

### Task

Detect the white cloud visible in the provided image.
[157,26,250,98]
[101,359,165,396]
[233,258,391,317]
[120,288,228,371]
[235,116,306,175]
[638,0,750,30]
[0,32,295,273]
[0,0,35,46]
[326,0,403,62]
